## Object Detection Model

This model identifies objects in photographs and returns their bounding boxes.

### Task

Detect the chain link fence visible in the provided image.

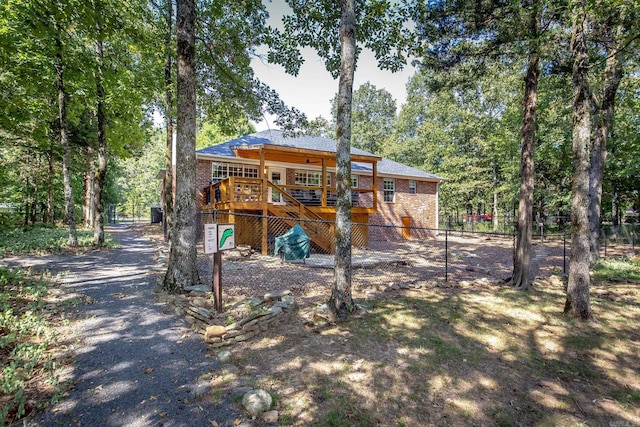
[190,211,640,300]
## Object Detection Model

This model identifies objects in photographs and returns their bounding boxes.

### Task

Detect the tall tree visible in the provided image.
[387,68,521,229]
[93,0,107,245]
[163,0,175,243]
[564,1,592,320]
[411,0,563,288]
[331,82,397,155]
[267,0,408,318]
[54,20,78,246]
[588,8,628,261]
[329,0,357,319]
[511,32,540,290]
[164,0,199,292]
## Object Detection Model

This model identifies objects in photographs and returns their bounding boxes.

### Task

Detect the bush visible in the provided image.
[0,225,117,256]
[0,267,66,424]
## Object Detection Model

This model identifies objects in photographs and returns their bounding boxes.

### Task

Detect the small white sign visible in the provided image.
[217,224,235,251]
[204,223,217,254]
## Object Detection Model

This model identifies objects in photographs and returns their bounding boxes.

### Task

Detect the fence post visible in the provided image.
[445,229,448,282]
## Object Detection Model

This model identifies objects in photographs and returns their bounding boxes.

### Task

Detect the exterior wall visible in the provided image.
[196,159,212,207]
[285,168,295,186]
[196,158,439,241]
[367,176,438,240]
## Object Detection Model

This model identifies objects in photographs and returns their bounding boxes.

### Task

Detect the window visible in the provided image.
[211,162,258,181]
[244,166,258,178]
[351,175,359,188]
[384,178,395,203]
[229,164,244,177]
[295,170,322,186]
[211,162,228,181]
[409,180,417,194]
[326,172,332,186]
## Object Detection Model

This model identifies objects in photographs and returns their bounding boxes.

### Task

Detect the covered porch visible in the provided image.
[201,144,381,216]
[200,144,381,255]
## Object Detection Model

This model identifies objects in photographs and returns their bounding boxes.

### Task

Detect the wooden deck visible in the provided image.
[201,177,376,215]
[201,178,376,255]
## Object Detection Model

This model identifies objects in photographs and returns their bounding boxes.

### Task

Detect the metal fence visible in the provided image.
[190,211,639,300]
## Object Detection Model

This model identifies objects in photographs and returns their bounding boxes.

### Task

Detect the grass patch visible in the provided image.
[592,256,640,283]
[230,258,640,426]
[0,225,117,256]
[0,267,72,424]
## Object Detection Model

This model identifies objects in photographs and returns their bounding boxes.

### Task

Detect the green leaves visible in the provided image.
[331,82,397,154]
[0,267,62,425]
[267,0,410,79]
[0,225,116,256]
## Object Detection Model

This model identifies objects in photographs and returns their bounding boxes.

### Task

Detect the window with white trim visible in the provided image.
[211,162,228,181]
[295,170,322,186]
[409,180,417,194]
[229,164,244,177]
[211,162,258,181]
[384,178,395,202]
[351,175,359,188]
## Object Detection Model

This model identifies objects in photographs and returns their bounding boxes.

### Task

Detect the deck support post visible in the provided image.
[262,208,268,256]
[322,158,327,207]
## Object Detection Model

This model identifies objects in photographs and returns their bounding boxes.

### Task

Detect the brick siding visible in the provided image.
[196,159,438,240]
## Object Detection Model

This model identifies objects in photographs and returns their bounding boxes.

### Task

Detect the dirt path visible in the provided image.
[4,225,240,427]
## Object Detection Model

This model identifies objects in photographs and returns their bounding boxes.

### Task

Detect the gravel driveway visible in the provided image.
[4,225,241,427]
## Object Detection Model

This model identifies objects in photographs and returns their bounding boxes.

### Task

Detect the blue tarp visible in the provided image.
[274,224,311,261]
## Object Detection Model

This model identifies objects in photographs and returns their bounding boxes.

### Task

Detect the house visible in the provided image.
[196,129,444,254]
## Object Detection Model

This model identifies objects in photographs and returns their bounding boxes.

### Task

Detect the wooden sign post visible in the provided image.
[203,223,235,312]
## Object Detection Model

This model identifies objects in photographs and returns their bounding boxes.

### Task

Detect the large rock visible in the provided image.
[242,389,272,417]
[205,325,227,339]
[262,410,278,423]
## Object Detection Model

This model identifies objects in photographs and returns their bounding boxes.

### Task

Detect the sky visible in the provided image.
[251,0,416,131]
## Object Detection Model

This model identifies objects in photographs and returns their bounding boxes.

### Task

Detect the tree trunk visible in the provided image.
[83,146,95,228]
[611,189,619,226]
[24,177,30,226]
[564,6,593,320]
[588,24,623,262]
[164,0,174,243]
[510,53,539,290]
[328,0,356,320]
[94,37,107,246]
[163,0,199,293]
[492,155,499,232]
[55,32,77,247]
[47,148,54,225]
[31,181,38,225]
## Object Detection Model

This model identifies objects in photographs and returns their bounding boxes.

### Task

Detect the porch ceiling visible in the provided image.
[232,144,381,167]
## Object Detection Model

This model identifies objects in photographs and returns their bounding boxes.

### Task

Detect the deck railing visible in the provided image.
[203,177,375,209]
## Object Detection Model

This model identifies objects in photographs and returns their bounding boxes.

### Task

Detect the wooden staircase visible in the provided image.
[266,182,334,253]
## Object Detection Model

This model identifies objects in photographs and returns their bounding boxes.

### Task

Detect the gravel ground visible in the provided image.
[3,225,241,427]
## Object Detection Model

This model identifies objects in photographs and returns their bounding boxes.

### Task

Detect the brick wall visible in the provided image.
[196,159,439,240]
[196,160,211,206]
[367,177,438,240]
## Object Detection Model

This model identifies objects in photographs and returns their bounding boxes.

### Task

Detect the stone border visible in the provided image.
[157,290,295,348]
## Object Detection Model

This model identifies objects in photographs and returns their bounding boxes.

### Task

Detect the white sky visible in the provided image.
[251,0,416,131]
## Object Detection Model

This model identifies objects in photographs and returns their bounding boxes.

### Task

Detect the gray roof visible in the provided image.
[196,129,444,181]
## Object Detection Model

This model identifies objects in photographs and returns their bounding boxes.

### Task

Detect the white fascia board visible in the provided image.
[377,172,445,183]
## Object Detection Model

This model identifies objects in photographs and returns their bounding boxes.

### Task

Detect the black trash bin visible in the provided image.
[150,206,163,224]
